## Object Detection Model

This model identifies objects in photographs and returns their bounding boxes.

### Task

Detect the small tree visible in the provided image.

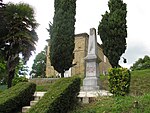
[49,0,76,77]
[98,0,127,67]
[30,48,46,78]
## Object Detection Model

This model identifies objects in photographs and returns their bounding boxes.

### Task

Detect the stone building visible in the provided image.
[45,33,111,77]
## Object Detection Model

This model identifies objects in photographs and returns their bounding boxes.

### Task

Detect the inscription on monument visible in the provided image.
[86,67,96,73]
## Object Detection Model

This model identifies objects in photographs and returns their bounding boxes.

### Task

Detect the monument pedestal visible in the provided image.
[82,77,99,91]
[82,55,100,91]
[78,90,113,103]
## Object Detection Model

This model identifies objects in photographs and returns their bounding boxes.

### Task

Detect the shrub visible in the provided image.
[108,68,131,96]
[28,77,81,113]
[12,76,28,86]
[0,82,36,113]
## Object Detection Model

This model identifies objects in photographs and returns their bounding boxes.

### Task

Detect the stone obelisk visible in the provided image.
[82,28,101,91]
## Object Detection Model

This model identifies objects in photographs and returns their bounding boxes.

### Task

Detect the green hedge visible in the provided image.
[12,76,28,86]
[108,68,131,96]
[0,82,36,113]
[28,77,81,113]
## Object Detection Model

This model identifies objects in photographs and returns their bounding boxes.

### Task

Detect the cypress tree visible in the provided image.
[50,0,76,77]
[98,0,127,67]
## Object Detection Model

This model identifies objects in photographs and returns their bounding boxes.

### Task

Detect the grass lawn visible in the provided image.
[70,69,150,113]
[130,69,150,96]
[36,84,53,91]
[70,94,150,113]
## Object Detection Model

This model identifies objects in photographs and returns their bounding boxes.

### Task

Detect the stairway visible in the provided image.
[22,92,46,113]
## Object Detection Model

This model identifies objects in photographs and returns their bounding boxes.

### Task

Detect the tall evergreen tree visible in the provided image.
[49,0,76,77]
[98,0,127,67]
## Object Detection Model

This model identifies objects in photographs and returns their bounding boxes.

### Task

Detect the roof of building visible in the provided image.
[46,33,102,48]
[75,33,89,37]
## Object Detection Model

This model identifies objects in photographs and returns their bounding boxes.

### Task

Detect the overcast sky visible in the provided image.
[4,0,150,70]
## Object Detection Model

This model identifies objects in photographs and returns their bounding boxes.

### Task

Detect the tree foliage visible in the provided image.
[0,2,38,88]
[0,53,7,85]
[30,48,46,78]
[130,55,150,71]
[0,0,8,43]
[0,52,6,73]
[98,0,127,68]
[15,59,29,77]
[0,1,7,85]
[49,0,76,77]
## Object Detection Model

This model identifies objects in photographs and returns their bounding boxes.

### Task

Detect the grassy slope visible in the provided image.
[130,69,150,96]
[70,94,150,113]
[1,69,150,112]
[70,69,150,113]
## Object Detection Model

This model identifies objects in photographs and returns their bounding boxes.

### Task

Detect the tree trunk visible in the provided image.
[61,72,64,78]
[6,55,19,88]
[7,69,15,88]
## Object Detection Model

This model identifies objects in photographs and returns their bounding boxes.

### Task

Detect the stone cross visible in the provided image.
[82,28,100,91]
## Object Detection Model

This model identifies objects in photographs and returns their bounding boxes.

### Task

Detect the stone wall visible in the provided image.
[45,33,112,77]
[45,40,58,77]
[71,33,88,76]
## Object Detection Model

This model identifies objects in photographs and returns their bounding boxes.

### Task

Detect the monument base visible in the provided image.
[82,77,100,91]
[78,90,113,103]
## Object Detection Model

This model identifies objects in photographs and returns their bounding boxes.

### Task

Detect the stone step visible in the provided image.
[34,91,46,101]
[22,92,46,113]
[22,106,31,113]
[34,96,41,101]
[30,100,38,106]
[34,91,46,97]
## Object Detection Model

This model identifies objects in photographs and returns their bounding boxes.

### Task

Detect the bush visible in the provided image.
[108,68,131,96]
[28,77,81,113]
[0,82,36,113]
[12,76,28,86]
